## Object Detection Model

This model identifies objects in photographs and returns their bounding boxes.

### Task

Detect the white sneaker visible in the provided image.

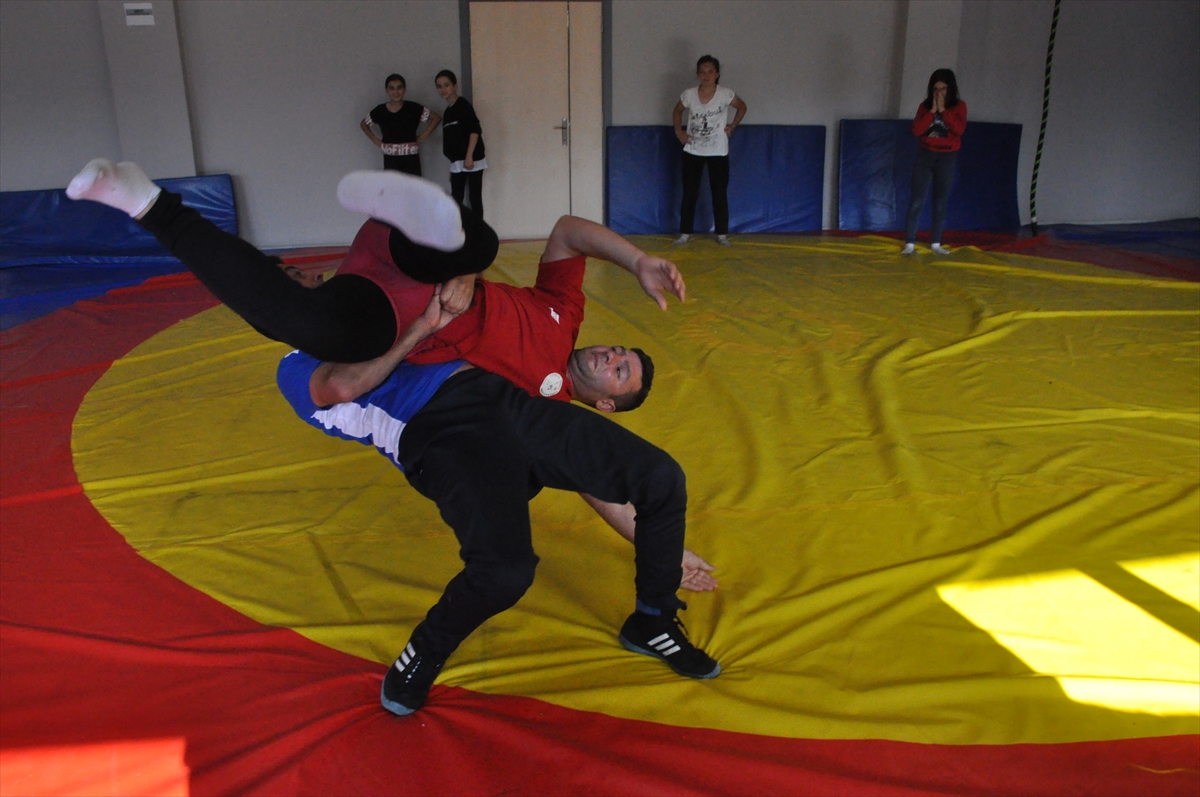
[337,170,464,251]
[931,243,952,255]
[716,235,731,247]
[672,234,690,246]
[900,243,915,255]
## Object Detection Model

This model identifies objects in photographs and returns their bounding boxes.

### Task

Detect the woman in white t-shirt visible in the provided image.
[672,55,747,246]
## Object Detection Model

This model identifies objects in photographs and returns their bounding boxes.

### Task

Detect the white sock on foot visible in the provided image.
[337,170,465,251]
[900,242,915,254]
[66,158,161,218]
[716,234,731,247]
[672,234,690,245]
[931,243,952,254]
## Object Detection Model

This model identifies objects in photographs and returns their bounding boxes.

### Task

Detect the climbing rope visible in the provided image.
[1030,0,1062,236]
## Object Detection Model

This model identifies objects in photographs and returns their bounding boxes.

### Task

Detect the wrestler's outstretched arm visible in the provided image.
[541,216,686,310]
[309,288,458,406]
[579,493,718,592]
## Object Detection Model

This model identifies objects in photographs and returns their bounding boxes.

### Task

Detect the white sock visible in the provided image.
[900,243,915,254]
[66,158,161,218]
[931,243,951,254]
[672,234,690,245]
[716,234,731,246]
[337,170,465,252]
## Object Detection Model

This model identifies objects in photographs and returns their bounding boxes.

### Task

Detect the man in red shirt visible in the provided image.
[319,209,684,413]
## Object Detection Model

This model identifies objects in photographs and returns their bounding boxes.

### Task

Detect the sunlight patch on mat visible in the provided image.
[74,236,1200,745]
[938,564,1199,716]
[1121,551,1200,612]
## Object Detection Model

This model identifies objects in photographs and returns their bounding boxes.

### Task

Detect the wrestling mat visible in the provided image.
[2,235,1197,795]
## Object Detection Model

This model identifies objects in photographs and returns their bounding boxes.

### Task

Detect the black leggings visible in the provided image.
[905,149,957,244]
[399,369,687,662]
[680,153,730,235]
[139,190,477,363]
[450,171,483,219]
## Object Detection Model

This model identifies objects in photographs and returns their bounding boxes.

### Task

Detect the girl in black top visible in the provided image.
[435,70,487,218]
[360,73,441,176]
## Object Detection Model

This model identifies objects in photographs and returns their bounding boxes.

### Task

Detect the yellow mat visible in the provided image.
[73,235,1200,745]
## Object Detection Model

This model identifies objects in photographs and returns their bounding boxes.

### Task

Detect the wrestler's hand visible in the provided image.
[634,253,686,310]
[439,273,477,315]
[407,286,459,340]
[681,549,717,592]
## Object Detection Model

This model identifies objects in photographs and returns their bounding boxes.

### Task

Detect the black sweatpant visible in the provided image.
[680,153,730,235]
[138,190,478,363]
[450,171,483,219]
[905,149,958,244]
[398,369,687,662]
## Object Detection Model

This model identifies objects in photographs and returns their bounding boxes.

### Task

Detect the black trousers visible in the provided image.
[398,369,687,662]
[138,190,481,363]
[680,153,730,235]
[905,149,957,244]
[384,153,422,176]
[450,171,483,219]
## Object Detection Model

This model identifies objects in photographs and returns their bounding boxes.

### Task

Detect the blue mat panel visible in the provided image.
[1042,218,1200,259]
[1,174,237,266]
[607,125,825,235]
[1,173,237,329]
[838,120,1021,232]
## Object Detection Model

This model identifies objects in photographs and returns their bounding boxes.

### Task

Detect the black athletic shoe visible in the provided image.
[618,611,721,679]
[380,639,445,716]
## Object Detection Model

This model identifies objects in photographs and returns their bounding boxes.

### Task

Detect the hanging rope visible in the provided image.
[1030,0,1062,236]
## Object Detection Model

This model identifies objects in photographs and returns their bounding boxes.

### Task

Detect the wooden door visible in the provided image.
[470,1,602,238]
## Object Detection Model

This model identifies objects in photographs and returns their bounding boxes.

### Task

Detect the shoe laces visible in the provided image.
[666,613,693,647]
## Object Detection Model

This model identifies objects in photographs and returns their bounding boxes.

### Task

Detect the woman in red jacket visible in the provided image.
[902,69,967,255]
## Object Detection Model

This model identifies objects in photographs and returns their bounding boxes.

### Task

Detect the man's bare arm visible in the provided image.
[309,288,456,406]
[579,493,718,592]
[541,215,686,310]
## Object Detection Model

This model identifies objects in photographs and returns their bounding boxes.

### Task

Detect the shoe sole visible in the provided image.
[380,680,418,716]
[619,634,722,679]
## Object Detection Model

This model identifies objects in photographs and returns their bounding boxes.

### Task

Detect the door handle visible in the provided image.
[553,117,569,146]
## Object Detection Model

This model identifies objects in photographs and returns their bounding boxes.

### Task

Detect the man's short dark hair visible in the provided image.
[385,73,406,89]
[613,348,654,412]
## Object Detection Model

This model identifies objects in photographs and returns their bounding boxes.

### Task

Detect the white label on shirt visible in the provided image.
[550,308,560,324]
[540,373,563,397]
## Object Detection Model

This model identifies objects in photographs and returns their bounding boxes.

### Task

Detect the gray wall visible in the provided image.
[174,0,459,247]
[2,0,1197,242]
[0,0,122,191]
[1035,0,1200,224]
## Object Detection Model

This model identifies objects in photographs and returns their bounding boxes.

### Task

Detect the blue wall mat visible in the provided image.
[1,173,238,329]
[607,125,825,235]
[838,120,1021,232]
[1,173,238,266]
